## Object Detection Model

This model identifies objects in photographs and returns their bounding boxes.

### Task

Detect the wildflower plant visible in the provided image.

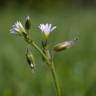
[10,16,78,96]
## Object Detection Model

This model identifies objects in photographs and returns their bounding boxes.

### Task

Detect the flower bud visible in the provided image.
[25,16,31,31]
[26,47,35,72]
[54,37,79,52]
[54,41,73,52]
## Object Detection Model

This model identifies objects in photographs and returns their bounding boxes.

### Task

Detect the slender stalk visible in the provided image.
[50,61,61,96]
[29,41,61,96]
[32,42,50,64]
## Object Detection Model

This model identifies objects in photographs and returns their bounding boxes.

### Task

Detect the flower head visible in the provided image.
[38,23,56,38]
[10,21,26,35]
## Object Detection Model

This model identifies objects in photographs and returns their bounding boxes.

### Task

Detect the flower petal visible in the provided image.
[51,26,56,32]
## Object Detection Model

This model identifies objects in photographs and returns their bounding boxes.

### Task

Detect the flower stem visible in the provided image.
[30,42,61,96]
[50,61,61,96]
[32,42,50,64]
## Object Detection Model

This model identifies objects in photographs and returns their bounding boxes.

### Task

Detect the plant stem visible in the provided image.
[30,42,61,96]
[32,42,50,64]
[50,61,61,96]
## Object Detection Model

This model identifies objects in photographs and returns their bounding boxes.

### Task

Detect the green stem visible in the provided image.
[29,41,61,96]
[50,61,61,96]
[32,42,50,64]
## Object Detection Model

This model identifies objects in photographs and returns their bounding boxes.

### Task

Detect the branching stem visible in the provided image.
[31,41,61,96]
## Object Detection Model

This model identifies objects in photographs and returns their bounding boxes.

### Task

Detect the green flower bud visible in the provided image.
[25,16,31,31]
[26,47,35,72]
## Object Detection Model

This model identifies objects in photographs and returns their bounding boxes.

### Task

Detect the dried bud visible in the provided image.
[54,37,79,52]
[25,16,31,31]
[26,47,35,72]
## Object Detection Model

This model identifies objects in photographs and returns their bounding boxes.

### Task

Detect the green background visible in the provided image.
[0,1,96,96]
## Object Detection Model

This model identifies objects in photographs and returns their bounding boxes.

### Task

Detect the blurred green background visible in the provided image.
[0,0,96,96]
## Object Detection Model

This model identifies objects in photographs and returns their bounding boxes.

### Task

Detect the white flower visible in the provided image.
[38,23,56,38]
[10,21,25,35]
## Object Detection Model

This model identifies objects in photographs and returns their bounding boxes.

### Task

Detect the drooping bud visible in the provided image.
[54,37,79,52]
[25,16,31,31]
[26,47,35,72]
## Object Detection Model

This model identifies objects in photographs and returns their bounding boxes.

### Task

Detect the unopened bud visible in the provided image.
[25,16,31,31]
[54,37,79,52]
[26,47,35,72]
[54,41,73,51]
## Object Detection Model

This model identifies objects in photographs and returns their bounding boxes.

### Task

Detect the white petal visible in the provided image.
[10,21,25,35]
[46,24,51,32]
[51,26,56,32]
[39,24,45,32]
[38,23,56,36]
[10,29,17,34]
[49,24,52,29]
[41,24,45,31]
